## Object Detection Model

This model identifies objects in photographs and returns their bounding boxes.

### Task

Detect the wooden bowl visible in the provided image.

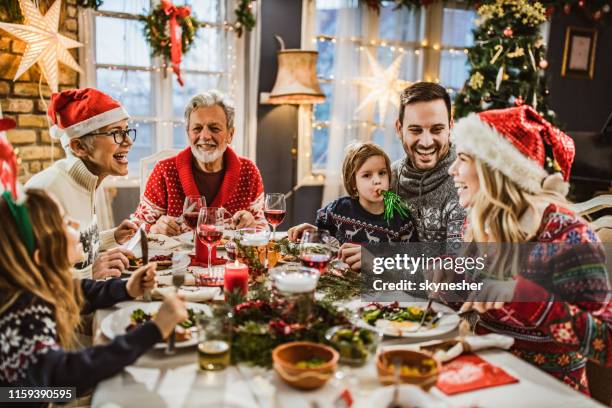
[376,349,440,391]
[272,341,339,390]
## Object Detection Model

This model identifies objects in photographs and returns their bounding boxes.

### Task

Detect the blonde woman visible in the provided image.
[448,105,611,394]
[0,189,187,398]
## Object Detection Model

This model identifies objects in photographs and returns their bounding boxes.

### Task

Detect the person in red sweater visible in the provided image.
[446,105,611,394]
[131,90,265,235]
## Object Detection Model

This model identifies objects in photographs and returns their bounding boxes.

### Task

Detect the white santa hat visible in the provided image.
[47,88,130,150]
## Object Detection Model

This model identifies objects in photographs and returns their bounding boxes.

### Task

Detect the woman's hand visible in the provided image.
[92,247,134,280]
[114,219,139,244]
[126,263,157,299]
[287,223,317,242]
[153,293,188,339]
[339,242,361,271]
[150,215,182,236]
[459,279,517,314]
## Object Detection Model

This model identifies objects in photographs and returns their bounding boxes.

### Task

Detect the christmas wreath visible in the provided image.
[141,1,197,86]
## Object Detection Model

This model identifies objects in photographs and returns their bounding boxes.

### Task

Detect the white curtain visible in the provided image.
[321,3,365,205]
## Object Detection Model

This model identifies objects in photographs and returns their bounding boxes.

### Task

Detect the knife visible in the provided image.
[140,228,152,302]
[123,223,144,252]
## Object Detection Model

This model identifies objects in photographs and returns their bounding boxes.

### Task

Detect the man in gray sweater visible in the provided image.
[390,82,466,243]
[339,83,465,271]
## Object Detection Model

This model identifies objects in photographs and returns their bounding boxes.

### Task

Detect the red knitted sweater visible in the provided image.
[131,147,264,229]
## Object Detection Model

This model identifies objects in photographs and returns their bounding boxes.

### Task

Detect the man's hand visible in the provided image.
[153,293,189,339]
[92,247,134,280]
[150,215,182,236]
[126,263,157,298]
[232,210,256,229]
[114,219,139,244]
[338,242,361,271]
[287,223,317,242]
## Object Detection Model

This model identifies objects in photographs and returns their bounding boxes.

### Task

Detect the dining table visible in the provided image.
[90,232,605,408]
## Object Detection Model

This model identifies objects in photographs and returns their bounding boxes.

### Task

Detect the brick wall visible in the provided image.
[0,0,79,182]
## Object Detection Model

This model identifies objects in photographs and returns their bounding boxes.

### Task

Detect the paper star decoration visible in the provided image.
[0,0,83,93]
[354,49,411,124]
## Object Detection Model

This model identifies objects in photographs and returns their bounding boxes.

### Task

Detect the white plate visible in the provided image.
[346,300,460,338]
[177,231,195,246]
[125,250,190,276]
[100,301,210,349]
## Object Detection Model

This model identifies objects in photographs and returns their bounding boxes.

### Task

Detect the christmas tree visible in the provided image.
[454,0,556,123]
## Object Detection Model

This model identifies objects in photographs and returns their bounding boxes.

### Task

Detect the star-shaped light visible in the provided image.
[0,0,83,93]
[354,49,411,124]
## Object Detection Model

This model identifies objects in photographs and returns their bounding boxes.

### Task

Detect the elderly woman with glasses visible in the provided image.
[27,88,139,280]
[131,90,265,236]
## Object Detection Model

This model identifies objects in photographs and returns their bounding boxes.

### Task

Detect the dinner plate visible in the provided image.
[177,231,233,248]
[344,299,460,338]
[100,301,210,349]
[124,249,190,276]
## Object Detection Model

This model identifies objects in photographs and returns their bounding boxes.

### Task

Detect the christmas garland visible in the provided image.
[229,298,351,367]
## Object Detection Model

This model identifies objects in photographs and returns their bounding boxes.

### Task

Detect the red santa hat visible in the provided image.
[48,88,129,148]
[451,105,575,195]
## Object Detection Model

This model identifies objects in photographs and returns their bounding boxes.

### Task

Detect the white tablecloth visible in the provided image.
[91,303,603,408]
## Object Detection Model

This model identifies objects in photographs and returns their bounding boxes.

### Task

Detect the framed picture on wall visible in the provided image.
[561,26,598,79]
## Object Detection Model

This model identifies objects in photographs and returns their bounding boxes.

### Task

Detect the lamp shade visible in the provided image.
[268,49,326,105]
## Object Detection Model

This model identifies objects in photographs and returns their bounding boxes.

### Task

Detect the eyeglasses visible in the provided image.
[89,128,137,144]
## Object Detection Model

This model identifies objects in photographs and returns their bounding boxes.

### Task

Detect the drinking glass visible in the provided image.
[183,195,206,232]
[299,230,332,274]
[235,227,270,282]
[264,193,286,242]
[197,309,232,371]
[197,207,225,276]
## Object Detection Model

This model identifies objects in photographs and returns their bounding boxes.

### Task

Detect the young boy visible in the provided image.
[289,142,417,244]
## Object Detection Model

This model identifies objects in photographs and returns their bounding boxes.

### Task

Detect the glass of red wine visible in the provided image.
[197,207,226,276]
[264,193,286,242]
[299,230,332,274]
[183,195,207,233]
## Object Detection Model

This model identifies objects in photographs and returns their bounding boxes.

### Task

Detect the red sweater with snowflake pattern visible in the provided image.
[131,147,264,230]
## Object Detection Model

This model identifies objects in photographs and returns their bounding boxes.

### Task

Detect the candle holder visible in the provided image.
[235,228,270,283]
[270,263,320,324]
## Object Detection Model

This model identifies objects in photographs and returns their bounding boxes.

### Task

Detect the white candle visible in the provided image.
[240,231,269,246]
[275,273,318,293]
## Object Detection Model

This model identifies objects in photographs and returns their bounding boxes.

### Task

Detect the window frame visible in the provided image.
[298,0,476,186]
[77,2,250,187]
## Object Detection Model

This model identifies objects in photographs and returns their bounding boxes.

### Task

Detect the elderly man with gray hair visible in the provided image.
[131,90,265,234]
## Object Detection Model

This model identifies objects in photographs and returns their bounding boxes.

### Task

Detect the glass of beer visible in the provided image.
[197,310,232,371]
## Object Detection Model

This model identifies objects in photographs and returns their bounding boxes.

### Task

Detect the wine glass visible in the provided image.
[299,230,332,274]
[264,193,286,242]
[197,207,226,276]
[183,195,206,232]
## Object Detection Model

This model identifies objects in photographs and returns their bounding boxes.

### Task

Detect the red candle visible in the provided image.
[224,260,249,297]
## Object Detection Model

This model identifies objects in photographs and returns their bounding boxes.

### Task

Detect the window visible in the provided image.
[301,0,476,182]
[81,0,239,177]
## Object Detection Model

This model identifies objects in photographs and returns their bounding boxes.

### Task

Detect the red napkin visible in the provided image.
[436,354,518,395]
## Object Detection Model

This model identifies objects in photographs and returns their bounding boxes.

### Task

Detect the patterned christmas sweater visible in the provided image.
[464,204,612,394]
[131,147,265,230]
[0,279,161,403]
[315,196,418,244]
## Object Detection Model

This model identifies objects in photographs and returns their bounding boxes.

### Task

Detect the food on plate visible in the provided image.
[150,254,173,270]
[294,357,326,369]
[326,326,378,366]
[127,253,174,271]
[126,308,198,342]
[387,358,437,377]
[361,302,436,327]
[127,255,144,271]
